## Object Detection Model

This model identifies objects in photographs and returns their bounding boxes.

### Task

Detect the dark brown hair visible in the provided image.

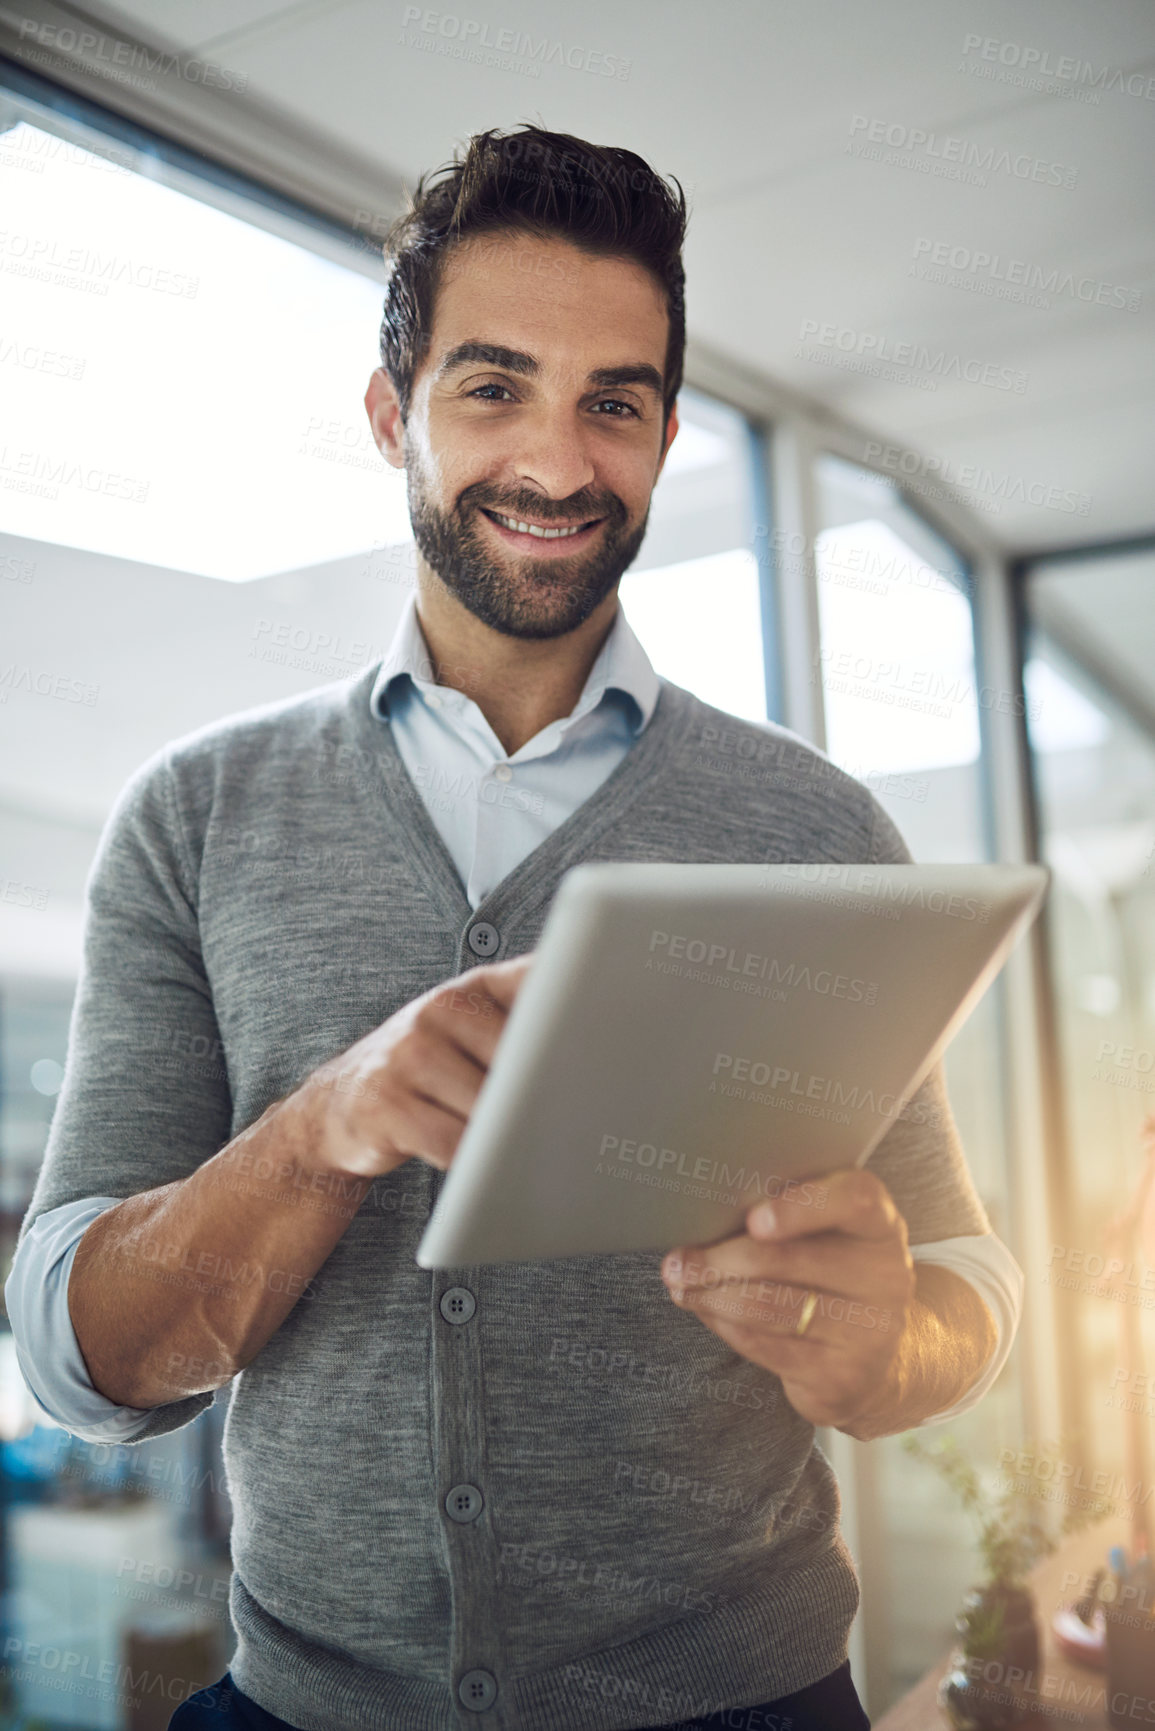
[378,124,687,437]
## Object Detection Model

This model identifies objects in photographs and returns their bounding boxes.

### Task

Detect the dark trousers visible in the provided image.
[167,1660,870,1730]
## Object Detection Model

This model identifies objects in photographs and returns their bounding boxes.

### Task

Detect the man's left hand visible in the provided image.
[660,1168,916,1430]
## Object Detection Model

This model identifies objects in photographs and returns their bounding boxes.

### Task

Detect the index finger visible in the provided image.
[745,1167,901,1242]
[469,952,535,1009]
[427,953,534,1018]
[416,955,535,1068]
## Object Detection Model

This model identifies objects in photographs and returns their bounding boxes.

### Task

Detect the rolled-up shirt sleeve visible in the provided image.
[909,1230,1024,1425]
[9,744,230,1444]
[4,1196,206,1442]
[860,1053,1025,1428]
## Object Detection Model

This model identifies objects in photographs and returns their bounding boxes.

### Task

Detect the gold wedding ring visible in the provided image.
[795,1290,820,1337]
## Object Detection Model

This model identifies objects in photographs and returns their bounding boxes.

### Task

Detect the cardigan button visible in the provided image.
[439,1286,476,1324]
[467,920,500,957]
[444,1483,484,1523]
[458,1668,498,1711]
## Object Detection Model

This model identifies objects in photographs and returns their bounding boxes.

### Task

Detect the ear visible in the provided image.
[365,368,406,469]
[654,399,680,483]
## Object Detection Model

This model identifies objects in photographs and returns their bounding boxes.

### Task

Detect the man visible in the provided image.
[7,125,1022,1731]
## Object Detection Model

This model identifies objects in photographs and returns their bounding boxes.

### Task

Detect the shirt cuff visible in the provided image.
[4,1196,163,1441]
[908,1231,1024,1426]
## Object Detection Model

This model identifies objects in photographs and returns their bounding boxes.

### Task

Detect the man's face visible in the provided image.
[369,229,678,640]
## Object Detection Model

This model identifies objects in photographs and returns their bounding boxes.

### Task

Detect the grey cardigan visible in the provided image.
[18,664,992,1731]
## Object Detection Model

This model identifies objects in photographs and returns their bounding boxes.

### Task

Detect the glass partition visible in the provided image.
[621,386,766,721]
[1021,545,1155,1504]
[813,454,1025,1703]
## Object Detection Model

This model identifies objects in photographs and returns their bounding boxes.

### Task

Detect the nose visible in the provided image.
[504,402,599,508]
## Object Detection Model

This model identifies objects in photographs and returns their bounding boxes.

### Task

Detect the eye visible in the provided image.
[467,383,515,402]
[593,398,641,419]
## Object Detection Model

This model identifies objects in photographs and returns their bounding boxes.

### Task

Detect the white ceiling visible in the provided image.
[17,0,1155,552]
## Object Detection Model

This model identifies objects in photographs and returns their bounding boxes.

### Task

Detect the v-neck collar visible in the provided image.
[346,660,693,935]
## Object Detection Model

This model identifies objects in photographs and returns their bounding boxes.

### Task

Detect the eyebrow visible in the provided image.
[433,341,664,402]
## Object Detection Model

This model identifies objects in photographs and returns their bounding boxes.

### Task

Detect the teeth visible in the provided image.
[491,511,588,540]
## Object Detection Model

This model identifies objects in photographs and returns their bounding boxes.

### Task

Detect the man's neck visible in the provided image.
[413,577,620,757]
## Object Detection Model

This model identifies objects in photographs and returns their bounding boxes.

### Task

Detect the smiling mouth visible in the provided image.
[479,507,604,542]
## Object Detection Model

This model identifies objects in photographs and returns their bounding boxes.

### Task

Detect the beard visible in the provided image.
[405,452,650,641]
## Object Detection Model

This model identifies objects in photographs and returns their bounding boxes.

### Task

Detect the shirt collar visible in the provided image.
[369,588,660,737]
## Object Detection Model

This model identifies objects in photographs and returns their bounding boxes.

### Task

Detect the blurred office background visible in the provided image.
[1,0,1153,1722]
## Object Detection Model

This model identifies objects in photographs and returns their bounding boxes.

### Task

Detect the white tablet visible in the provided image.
[415,861,1048,1267]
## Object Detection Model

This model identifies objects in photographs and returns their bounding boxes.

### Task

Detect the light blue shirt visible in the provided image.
[4,593,660,1436]
[5,591,1020,1437]
[370,591,660,908]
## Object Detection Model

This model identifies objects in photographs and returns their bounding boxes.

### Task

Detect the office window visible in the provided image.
[814,455,983,860]
[1022,546,1155,1488]
[812,454,1023,1702]
[620,386,767,720]
[0,108,401,582]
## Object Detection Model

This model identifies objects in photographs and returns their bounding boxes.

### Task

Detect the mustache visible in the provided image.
[464,490,622,524]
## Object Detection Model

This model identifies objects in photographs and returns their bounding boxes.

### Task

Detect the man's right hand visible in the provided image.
[66,954,534,1407]
[296,954,534,1183]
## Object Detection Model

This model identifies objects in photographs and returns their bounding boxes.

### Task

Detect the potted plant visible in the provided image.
[901,1434,1092,1730]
